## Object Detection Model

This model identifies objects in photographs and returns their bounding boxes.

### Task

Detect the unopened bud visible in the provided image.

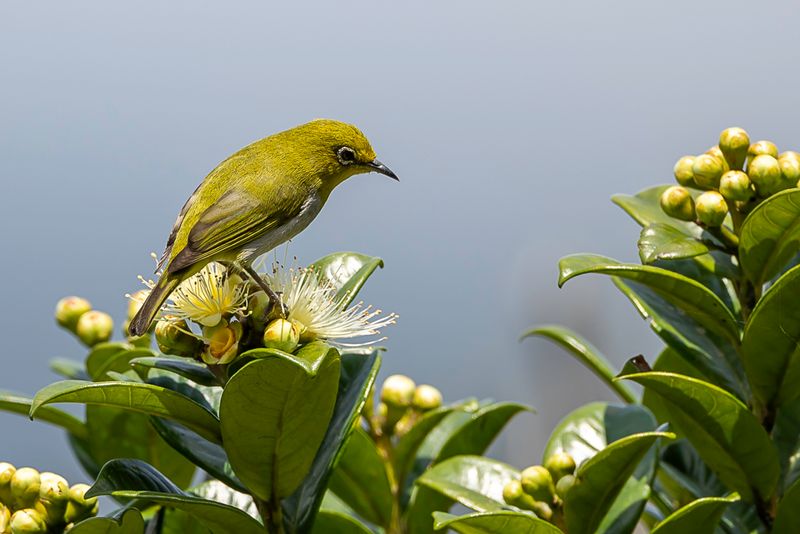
[695,191,729,227]
[531,501,553,521]
[0,505,9,534]
[0,463,15,506]
[55,297,91,332]
[748,154,782,196]
[673,156,696,187]
[75,311,114,347]
[381,375,416,408]
[247,292,271,331]
[9,509,46,534]
[748,140,779,159]
[660,186,696,221]
[692,154,724,189]
[544,452,576,482]
[64,484,98,524]
[155,319,202,358]
[412,385,443,412]
[502,479,547,515]
[779,151,800,190]
[262,319,300,353]
[201,321,243,365]
[719,171,753,202]
[719,127,750,170]
[555,474,576,500]
[520,465,555,503]
[37,473,69,526]
[705,146,729,172]
[10,469,40,510]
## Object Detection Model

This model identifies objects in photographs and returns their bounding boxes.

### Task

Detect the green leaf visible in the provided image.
[620,371,779,501]
[50,357,90,380]
[416,455,519,512]
[774,477,800,532]
[90,347,156,381]
[394,404,462,489]
[559,254,740,343]
[191,480,258,520]
[311,510,373,534]
[612,185,702,237]
[87,459,263,534]
[774,396,800,490]
[310,251,384,307]
[741,264,800,407]
[30,380,222,444]
[0,390,87,439]
[220,341,340,501]
[565,431,674,534]
[651,494,740,534]
[129,356,219,387]
[282,350,382,534]
[521,325,636,403]
[327,428,392,528]
[84,342,136,380]
[69,508,145,534]
[739,189,800,286]
[432,511,563,534]
[639,223,710,264]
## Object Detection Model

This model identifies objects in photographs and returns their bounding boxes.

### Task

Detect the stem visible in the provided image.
[755,493,774,530]
[376,434,403,534]
[255,498,284,534]
[209,364,228,386]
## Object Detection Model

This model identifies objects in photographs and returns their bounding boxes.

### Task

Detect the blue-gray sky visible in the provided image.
[1,1,798,485]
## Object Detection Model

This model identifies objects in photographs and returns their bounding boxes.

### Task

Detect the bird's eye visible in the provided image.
[337,146,356,165]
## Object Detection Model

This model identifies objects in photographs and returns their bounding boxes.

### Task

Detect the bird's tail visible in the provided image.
[128,275,181,336]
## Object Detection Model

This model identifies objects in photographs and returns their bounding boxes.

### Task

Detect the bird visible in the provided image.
[128,119,398,336]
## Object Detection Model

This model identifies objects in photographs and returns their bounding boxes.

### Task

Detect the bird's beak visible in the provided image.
[368,159,399,181]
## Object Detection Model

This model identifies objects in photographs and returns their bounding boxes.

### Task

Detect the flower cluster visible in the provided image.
[501,452,577,528]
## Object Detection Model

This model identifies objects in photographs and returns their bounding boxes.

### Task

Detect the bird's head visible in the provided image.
[280,119,398,189]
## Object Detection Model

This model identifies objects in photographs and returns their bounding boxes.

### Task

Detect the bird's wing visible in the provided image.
[157,182,203,272]
[166,186,301,274]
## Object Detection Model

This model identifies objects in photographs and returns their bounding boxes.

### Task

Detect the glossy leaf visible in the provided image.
[87,459,263,534]
[191,480,258,520]
[394,404,462,488]
[639,223,709,264]
[522,325,636,403]
[621,371,779,501]
[84,343,132,378]
[741,264,800,407]
[612,185,702,237]
[310,251,384,307]
[50,357,90,380]
[739,189,800,286]
[0,390,87,439]
[282,350,381,534]
[651,494,739,534]
[69,508,145,534]
[416,455,519,512]
[30,380,222,444]
[311,510,373,534]
[327,428,392,528]
[565,431,674,534]
[559,254,739,343]
[774,396,800,490]
[220,341,340,501]
[432,511,563,534]
[129,356,219,387]
[90,347,155,381]
[774,477,800,532]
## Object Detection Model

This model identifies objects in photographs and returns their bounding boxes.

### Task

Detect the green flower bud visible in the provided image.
[748,154,782,196]
[37,473,69,526]
[262,318,300,353]
[779,151,800,190]
[719,127,750,170]
[412,385,443,412]
[695,191,729,227]
[9,509,46,534]
[64,484,98,524]
[706,146,729,172]
[502,479,524,505]
[0,504,10,533]
[692,153,725,189]
[54,297,92,332]
[0,463,15,506]
[673,156,696,187]
[531,501,553,521]
[373,401,388,429]
[381,375,416,408]
[247,291,271,330]
[748,140,779,159]
[201,321,243,365]
[520,465,555,503]
[719,171,753,202]
[544,452,576,482]
[155,319,202,358]
[660,186,696,222]
[75,311,113,347]
[555,474,576,500]
[10,469,40,510]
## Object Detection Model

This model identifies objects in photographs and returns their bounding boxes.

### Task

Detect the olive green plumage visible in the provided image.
[129,119,397,336]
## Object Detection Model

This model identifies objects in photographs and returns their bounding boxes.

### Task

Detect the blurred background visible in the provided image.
[1,1,798,484]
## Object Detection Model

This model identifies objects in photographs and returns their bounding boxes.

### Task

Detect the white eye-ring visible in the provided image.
[337,146,356,165]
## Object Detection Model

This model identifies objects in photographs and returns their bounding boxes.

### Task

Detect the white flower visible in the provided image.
[263,262,397,346]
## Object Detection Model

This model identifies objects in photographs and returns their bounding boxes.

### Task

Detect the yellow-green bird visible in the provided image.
[128,119,398,336]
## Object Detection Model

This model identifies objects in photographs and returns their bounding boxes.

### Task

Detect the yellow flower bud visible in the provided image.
[262,319,300,353]
[0,504,10,533]
[719,171,753,202]
[36,473,69,526]
[748,140,779,159]
[779,151,800,190]
[673,156,696,187]
[692,154,725,189]
[381,375,416,408]
[555,474,576,500]
[10,469,40,510]
[64,484,98,524]
[719,127,750,170]
[695,191,728,227]
[201,321,243,365]
[502,479,524,505]
[531,501,553,521]
[9,509,46,534]
[0,463,15,506]
[748,154,782,196]
[412,385,443,412]
[520,465,555,503]
[705,146,729,172]
[660,186,696,222]
[75,311,114,347]
[155,319,202,358]
[544,452,576,482]
[54,297,91,332]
